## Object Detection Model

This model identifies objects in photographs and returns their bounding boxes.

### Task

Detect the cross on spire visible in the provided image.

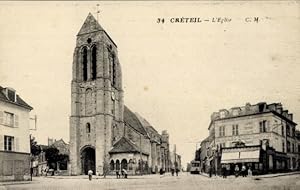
[96,4,101,21]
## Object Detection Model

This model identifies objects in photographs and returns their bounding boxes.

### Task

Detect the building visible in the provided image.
[33,138,70,176]
[69,13,173,175]
[199,102,299,175]
[0,86,33,181]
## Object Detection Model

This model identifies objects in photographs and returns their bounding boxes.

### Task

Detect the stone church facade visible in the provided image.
[70,13,171,175]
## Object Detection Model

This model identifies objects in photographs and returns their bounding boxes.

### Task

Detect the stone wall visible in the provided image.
[0,151,30,181]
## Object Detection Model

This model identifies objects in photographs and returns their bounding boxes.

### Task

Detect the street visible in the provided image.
[1,173,299,190]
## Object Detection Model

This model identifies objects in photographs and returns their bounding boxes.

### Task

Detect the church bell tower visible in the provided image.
[69,13,124,175]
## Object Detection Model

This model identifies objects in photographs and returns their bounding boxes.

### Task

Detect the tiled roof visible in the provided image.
[124,106,148,136]
[135,113,162,143]
[0,86,33,110]
[109,137,148,155]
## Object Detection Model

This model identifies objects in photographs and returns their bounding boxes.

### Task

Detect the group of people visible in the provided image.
[234,165,252,177]
[87,168,128,181]
[171,168,180,176]
[220,164,252,178]
[116,169,128,179]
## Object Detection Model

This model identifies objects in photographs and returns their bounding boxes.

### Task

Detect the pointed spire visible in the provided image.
[77,13,104,35]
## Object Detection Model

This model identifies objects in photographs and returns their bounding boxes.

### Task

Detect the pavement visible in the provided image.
[0,172,299,190]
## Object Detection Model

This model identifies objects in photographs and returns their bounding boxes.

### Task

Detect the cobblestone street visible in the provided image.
[1,173,299,190]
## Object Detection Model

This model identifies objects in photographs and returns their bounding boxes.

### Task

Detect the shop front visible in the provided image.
[220,146,264,175]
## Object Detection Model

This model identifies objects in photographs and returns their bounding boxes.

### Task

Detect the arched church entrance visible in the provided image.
[81,146,96,175]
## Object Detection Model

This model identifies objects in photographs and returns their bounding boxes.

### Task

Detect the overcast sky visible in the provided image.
[0,1,299,167]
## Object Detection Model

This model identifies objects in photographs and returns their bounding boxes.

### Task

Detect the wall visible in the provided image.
[0,101,31,154]
[214,113,287,152]
[0,151,30,181]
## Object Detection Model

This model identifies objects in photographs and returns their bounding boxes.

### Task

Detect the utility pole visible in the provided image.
[29,115,37,181]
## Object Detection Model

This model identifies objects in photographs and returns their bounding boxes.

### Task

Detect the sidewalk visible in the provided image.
[198,171,300,179]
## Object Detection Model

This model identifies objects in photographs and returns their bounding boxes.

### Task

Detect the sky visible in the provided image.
[0,1,299,167]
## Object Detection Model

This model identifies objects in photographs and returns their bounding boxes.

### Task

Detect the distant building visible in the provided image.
[170,146,182,171]
[34,138,70,176]
[0,86,33,181]
[199,102,299,175]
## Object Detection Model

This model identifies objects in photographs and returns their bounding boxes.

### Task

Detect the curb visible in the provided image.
[0,181,32,186]
[255,172,300,179]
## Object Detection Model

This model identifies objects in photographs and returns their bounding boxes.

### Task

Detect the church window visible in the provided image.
[112,55,116,86]
[91,46,97,80]
[86,123,91,133]
[85,88,93,115]
[87,38,92,44]
[82,47,88,81]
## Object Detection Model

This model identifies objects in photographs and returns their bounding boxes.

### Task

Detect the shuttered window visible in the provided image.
[4,135,14,151]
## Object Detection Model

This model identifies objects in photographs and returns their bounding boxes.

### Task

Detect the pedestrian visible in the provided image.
[234,165,239,178]
[159,168,164,177]
[247,167,252,177]
[241,165,246,177]
[171,168,174,176]
[175,168,179,176]
[122,168,128,178]
[222,166,226,178]
[116,169,120,179]
[88,169,93,181]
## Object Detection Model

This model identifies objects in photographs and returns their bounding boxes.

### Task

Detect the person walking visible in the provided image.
[171,168,174,176]
[88,169,93,181]
[116,169,120,179]
[175,168,179,176]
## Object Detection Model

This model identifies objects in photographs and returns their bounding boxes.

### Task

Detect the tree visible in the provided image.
[45,147,69,170]
[30,136,41,156]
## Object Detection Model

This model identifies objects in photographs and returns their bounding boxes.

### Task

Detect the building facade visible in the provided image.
[70,13,173,175]
[0,86,33,181]
[198,102,299,175]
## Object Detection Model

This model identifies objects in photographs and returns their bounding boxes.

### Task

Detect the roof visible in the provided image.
[109,137,148,155]
[77,13,117,47]
[77,13,104,35]
[124,106,148,136]
[0,86,33,110]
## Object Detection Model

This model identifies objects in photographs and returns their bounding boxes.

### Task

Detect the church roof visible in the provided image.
[0,86,33,110]
[77,13,105,36]
[124,106,148,136]
[109,137,148,155]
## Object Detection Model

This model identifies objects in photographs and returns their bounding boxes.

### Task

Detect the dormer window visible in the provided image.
[5,88,16,102]
[232,109,239,116]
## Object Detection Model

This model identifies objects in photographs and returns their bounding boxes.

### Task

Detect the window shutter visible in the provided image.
[0,134,3,150]
[0,111,3,124]
[15,137,19,152]
[267,121,270,132]
[14,114,19,127]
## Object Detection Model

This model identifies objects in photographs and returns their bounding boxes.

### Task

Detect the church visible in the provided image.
[69,13,173,175]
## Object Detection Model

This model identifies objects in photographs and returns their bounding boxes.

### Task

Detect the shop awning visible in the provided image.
[221,149,260,164]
